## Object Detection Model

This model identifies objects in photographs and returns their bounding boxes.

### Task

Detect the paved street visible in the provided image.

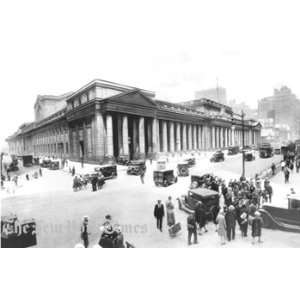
[2,152,300,248]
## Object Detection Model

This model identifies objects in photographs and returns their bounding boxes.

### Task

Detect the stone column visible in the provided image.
[106,114,114,158]
[139,117,145,157]
[152,118,159,155]
[133,119,138,154]
[220,127,224,149]
[176,123,181,152]
[162,121,168,152]
[182,124,187,151]
[117,115,123,156]
[198,125,202,150]
[122,115,129,157]
[169,122,175,152]
[94,111,106,161]
[212,126,215,149]
[215,127,219,149]
[188,124,192,150]
[193,125,197,150]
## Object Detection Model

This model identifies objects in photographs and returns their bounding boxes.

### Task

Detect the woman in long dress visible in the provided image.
[166,196,175,227]
[216,211,227,245]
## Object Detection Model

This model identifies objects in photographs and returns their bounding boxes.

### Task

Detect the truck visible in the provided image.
[259,143,273,158]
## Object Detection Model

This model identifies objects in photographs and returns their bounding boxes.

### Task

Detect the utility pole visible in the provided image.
[241,110,245,178]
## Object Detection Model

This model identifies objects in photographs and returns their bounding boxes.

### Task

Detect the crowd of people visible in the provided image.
[281,155,300,183]
[77,214,131,248]
[1,167,43,194]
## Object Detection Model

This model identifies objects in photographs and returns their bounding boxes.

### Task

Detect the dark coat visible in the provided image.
[154,204,165,219]
[225,210,236,228]
[195,205,206,227]
[252,217,263,237]
[187,215,197,232]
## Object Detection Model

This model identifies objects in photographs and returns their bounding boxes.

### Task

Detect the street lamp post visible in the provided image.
[241,110,245,178]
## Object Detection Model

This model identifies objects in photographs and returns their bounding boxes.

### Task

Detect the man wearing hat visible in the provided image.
[154,200,165,232]
[225,205,236,241]
[80,216,90,248]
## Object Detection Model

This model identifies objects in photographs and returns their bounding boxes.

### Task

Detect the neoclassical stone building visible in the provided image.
[6,79,261,163]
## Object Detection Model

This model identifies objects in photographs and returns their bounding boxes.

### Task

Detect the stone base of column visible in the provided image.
[103,155,116,164]
[117,154,130,161]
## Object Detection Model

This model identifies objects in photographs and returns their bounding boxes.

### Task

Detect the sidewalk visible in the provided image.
[269,169,300,208]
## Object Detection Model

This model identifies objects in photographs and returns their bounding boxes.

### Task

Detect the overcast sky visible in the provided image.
[1,0,300,149]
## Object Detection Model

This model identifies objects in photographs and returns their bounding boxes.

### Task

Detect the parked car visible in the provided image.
[244,150,255,161]
[49,161,60,170]
[227,146,239,155]
[180,188,220,221]
[127,160,146,175]
[184,157,196,167]
[177,163,189,177]
[94,165,117,180]
[153,170,177,187]
[210,151,225,162]
[116,156,130,165]
[40,158,51,168]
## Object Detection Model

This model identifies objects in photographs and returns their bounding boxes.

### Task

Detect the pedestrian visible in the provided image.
[216,210,227,245]
[26,174,29,181]
[72,166,75,177]
[154,200,165,232]
[166,196,175,227]
[251,211,263,244]
[265,182,273,203]
[284,167,290,184]
[39,168,42,177]
[296,160,300,173]
[281,160,285,172]
[80,216,90,248]
[187,213,198,246]
[271,163,276,176]
[91,175,98,192]
[290,161,294,172]
[240,212,248,237]
[194,201,207,234]
[225,205,236,241]
[140,169,145,184]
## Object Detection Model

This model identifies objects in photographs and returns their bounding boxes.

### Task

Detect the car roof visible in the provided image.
[154,169,173,173]
[189,188,219,197]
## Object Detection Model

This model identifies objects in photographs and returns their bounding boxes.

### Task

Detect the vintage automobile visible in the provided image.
[40,158,51,168]
[288,195,300,210]
[153,170,178,187]
[259,143,274,158]
[127,160,146,175]
[156,160,167,170]
[210,150,225,162]
[184,157,196,167]
[1,215,37,248]
[227,146,239,155]
[94,164,117,180]
[49,161,60,170]
[274,148,281,155]
[244,150,255,161]
[180,188,220,221]
[177,163,189,177]
[116,156,130,166]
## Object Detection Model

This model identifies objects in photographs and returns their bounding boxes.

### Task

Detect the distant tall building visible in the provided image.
[258,86,300,141]
[195,87,227,105]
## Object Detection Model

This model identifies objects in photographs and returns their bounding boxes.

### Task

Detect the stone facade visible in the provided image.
[6,79,262,164]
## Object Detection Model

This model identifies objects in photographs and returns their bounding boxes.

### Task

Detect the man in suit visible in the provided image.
[154,200,165,232]
[187,213,198,245]
[225,205,236,241]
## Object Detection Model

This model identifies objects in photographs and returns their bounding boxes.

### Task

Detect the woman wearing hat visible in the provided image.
[251,211,263,244]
